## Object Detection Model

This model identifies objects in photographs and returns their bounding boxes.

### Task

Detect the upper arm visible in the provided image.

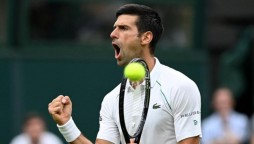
[171,81,202,142]
[178,136,200,144]
[96,96,120,144]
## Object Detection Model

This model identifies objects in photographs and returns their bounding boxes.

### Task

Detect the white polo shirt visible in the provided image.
[97,58,202,144]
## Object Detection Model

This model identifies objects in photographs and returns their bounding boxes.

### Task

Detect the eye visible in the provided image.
[119,25,128,31]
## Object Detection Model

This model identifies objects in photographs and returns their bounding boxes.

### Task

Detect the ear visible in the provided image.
[140,31,153,46]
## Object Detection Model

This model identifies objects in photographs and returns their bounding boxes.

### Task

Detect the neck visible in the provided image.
[31,139,39,144]
[139,46,155,72]
[143,55,155,72]
[219,110,232,120]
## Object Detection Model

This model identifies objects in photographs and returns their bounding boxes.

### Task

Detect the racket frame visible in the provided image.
[119,58,151,144]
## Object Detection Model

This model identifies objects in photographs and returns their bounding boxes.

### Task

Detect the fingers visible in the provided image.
[48,95,73,125]
[62,96,71,105]
[49,101,64,114]
[52,95,65,104]
[48,95,63,106]
[48,95,71,115]
[49,95,69,105]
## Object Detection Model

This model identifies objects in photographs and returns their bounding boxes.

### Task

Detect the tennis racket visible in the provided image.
[119,58,151,144]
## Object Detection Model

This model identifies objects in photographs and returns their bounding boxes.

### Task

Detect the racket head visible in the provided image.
[119,58,151,144]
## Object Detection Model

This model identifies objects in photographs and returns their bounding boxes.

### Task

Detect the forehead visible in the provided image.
[214,89,232,101]
[26,117,43,124]
[114,14,139,26]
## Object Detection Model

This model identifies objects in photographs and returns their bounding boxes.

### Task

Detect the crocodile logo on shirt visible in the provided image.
[153,103,161,109]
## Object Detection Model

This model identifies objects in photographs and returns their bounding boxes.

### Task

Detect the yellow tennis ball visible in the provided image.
[124,62,145,81]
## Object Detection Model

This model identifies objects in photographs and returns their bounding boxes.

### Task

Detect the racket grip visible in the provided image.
[57,117,81,142]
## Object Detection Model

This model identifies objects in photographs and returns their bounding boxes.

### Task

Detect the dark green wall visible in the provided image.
[1,58,123,143]
[0,60,12,143]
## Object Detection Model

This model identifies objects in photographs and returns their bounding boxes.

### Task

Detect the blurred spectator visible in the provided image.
[202,88,249,144]
[10,111,63,144]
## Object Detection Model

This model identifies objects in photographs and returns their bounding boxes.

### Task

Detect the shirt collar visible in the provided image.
[150,57,161,88]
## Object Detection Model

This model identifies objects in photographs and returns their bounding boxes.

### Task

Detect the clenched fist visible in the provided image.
[48,95,72,125]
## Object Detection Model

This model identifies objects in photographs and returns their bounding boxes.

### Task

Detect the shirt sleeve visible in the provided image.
[97,95,120,144]
[171,81,202,142]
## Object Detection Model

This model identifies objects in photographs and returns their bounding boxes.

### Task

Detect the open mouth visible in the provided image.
[112,43,120,58]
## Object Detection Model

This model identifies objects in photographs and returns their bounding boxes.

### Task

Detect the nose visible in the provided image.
[110,28,118,39]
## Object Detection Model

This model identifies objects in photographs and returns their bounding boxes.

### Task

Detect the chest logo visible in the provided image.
[193,120,198,125]
[153,103,161,109]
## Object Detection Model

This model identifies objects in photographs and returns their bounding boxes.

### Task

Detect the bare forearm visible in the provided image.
[178,136,200,144]
[69,134,93,144]
[68,136,113,144]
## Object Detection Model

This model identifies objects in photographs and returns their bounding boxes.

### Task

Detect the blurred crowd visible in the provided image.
[202,87,253,144]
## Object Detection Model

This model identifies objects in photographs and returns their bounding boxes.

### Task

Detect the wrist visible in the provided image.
[57,117,71,126]
[57,117,81,142]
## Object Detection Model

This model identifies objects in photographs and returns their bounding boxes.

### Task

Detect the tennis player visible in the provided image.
[48,4,202,144]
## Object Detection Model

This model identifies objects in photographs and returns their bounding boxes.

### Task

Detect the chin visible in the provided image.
[117,62,124,67]
[117,60,127,67]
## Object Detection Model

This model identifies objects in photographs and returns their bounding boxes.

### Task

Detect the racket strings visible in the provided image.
[124,84,145,136]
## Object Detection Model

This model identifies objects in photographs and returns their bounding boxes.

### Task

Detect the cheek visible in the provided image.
[121,34,141,55]
[122,44,140,56]
[125,38,141,51]
[122,32,139,42]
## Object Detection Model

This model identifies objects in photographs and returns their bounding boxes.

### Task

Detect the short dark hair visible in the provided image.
[116,4,164,54]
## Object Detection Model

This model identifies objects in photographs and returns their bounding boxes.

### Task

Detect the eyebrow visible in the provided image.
[113,24,129,28]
